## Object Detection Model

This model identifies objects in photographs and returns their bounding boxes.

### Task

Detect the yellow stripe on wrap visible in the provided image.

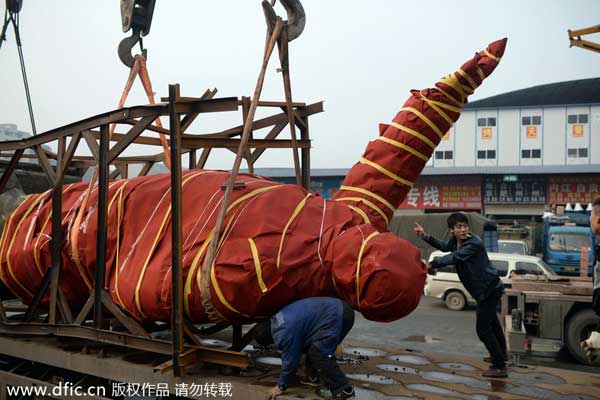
[484,49,501,62]
[377,136,429,162]
[435,86,463,107]
[440,74,467,104]
[0,193,38,292]
[339,185,395,213]
[401,107,445,139]
[248,238,268,293]
[359,157,414,188]
[389,122,436,150]
[476,66,486,81]
[416,96,454,126]
[134,171,206,317]
[113,181,128,309]
[356,231,379,305]
[457,69,478,91]
[5,193,48,297]
[336,197,389,226]
[277,193,311,270]
[347,205,370,224]
[184,184,280,317]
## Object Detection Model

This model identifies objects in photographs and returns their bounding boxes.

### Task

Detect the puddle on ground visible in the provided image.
[346,374,398,385]
[377,364,420,374]
[505,386,597,400]
[199,339,231,348]
[508,371,566,385]
[420,371,489,390]
[255,356,282,366]
[406,384,495,400]
[386,355,430,365]
[438,362,478,372]
[401,335,442,343]
[342,347,387,357]
[318,387,417,400]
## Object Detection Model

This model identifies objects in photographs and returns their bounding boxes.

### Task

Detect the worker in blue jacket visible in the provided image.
[254,297,355,400]
[415,212,508,378]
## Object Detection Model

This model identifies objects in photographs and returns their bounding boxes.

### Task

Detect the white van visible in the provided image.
[424,251,557,311]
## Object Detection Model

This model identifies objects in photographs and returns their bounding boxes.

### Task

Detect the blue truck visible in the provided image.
[543,212,596,275]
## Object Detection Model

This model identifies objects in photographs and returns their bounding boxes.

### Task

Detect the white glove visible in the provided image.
[580,331,600,362]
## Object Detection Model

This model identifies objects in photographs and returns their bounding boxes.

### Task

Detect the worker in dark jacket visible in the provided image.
[581,197,600,361]
[254,297,355,400]
[415,212,508,378]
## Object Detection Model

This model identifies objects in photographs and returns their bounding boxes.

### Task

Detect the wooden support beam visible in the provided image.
[82,130,100,161]
[34,145,56,184]
[107,115,156,164]
[100,291,149,337]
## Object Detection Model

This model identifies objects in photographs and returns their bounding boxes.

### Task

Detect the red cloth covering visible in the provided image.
[0,39,506,324]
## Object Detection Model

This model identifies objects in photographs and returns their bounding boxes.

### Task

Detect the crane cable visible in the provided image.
[1,2,37,135]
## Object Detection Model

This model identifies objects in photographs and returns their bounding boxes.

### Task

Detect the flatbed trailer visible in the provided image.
[501,277,599,365]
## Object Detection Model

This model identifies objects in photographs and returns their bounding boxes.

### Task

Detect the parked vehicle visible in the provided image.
[543,213,595,275]
[424,251,556,311]
[498,239,529,255]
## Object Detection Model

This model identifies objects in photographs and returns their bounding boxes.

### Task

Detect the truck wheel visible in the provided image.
[565,309,600,365]
[445,291,466,311]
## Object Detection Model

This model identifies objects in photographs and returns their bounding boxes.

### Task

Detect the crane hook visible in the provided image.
[118,28,145,68]
[261,0,306,42]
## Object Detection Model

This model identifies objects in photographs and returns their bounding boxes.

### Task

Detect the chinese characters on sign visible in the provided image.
[547,176,600,204]
[526,126,537,139]
[483,176,546,204]
[481,127,492,140]
[572,124,584,137]
[399,181,481,210]
[111,382,233,398]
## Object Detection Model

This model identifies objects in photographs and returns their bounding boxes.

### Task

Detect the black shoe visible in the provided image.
[481,367,508,378]
[300,375,321,387]
[333,388,355,400]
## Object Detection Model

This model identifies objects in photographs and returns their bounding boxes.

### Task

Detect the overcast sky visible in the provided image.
[1,1,600,169]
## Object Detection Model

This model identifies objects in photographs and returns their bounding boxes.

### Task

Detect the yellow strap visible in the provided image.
[416,96,454,126]
[336,197,389,226]
[5,193,48,297]
[440,74,467,104]
[248,239,268,293]
[401,107,444,139]
[339,185,396,213]
[419,90,462,113]
[377,136,428,162]
[277,193,311,270]
[211,263,250,317]
[359,157,414,188]
[484,49,501,62]
[390,122,436,150]
[356,231,379,305]
[347,205,370,224]
[185,183,281,317]
[476,66,486,81]
[135,170,206,317]
[457,69,478,91]
[0,194,37,292]
[435,86,463,107]
[113,181,128,309]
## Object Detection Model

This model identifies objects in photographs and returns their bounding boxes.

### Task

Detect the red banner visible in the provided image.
[399,182,482,210]
[547,176,600,204]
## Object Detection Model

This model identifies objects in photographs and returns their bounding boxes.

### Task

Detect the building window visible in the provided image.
[478,150,496,159]
[568,148,588,158]
[522,149,541,159]
[522,115,542,125]
[568,114,588,124]
[435,150,454,160]
[478,117,496,127]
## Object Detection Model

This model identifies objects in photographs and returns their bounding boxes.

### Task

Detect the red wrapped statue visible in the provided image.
[0,39,507,323]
